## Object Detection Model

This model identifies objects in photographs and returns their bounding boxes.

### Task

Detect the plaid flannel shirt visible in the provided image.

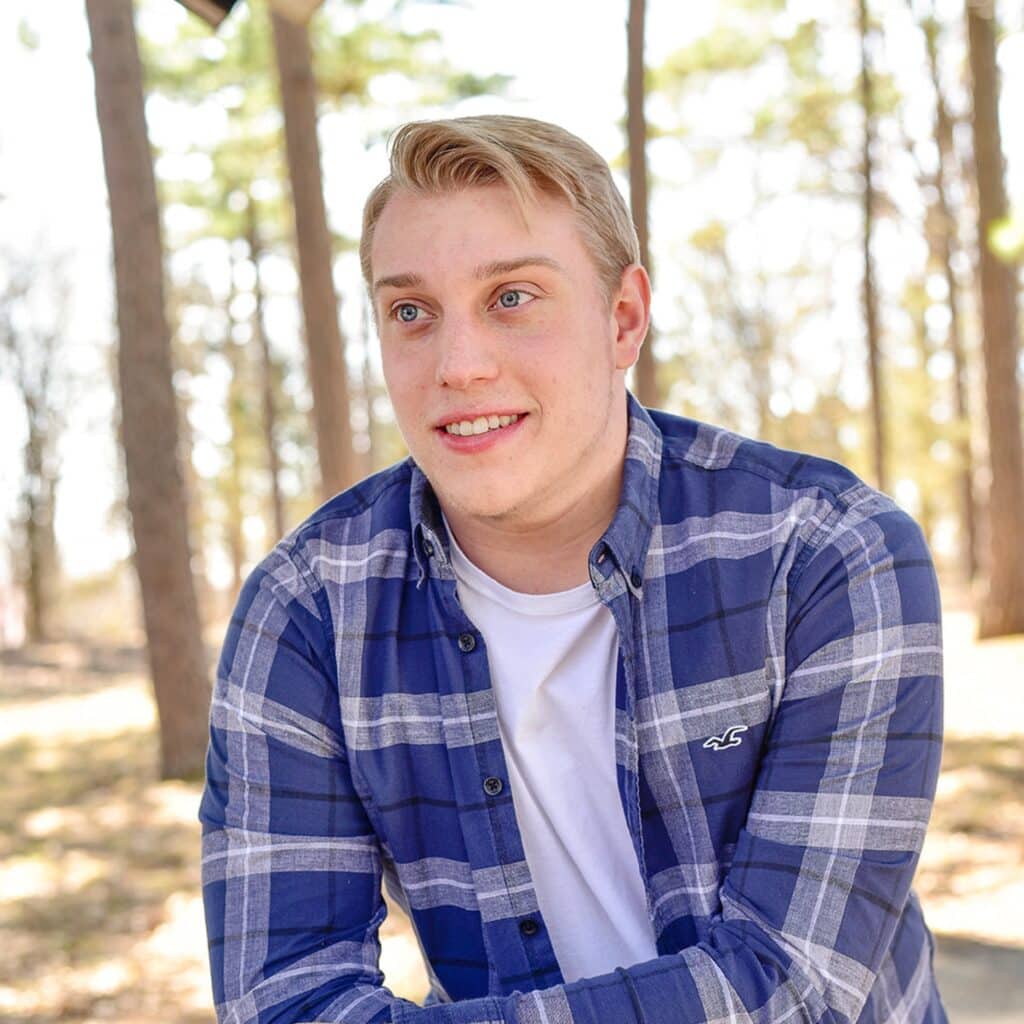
[200,397,947,1024]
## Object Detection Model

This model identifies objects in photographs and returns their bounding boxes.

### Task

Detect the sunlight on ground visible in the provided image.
[131,892,216,1016]
[0,682,154,746]
[942,610,1024,738]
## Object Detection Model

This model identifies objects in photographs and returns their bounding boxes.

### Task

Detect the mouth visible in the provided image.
[437,413,523,437]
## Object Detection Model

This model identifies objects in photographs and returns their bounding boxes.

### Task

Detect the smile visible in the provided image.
[443,414,520,436]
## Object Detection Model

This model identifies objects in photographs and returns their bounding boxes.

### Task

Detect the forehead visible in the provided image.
[369,185,587,287]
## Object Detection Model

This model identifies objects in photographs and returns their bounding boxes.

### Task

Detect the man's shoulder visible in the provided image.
[648,407,894,520]
[252,459,417,594]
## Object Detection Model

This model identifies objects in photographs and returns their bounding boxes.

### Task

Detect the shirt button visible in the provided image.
[458,632,476,653]
[422,539,435,558]
[519,918,540,937]
[630,569,643,588]
[483,776,503,797]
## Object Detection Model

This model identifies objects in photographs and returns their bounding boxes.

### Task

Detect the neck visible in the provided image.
[441,425,628,595]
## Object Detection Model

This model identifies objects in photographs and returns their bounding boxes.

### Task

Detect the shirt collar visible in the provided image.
[408,392,664,593]
[592,393,663,596]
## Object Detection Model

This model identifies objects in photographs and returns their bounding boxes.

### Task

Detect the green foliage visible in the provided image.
[16,17,40,51]
[655,28,765,85]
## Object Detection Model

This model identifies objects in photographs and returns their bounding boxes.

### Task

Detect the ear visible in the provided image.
[611,264,651,371]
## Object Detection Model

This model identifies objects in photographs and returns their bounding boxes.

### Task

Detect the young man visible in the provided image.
[201,116,947,1024]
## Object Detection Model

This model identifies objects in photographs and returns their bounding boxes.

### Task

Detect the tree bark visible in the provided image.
[269,10,354,500]
[224,256,246,600]
[85,0,210,779]
[923,9,979,581]
[966,0,1024,637]
[246,194,287,541]
[859,0,887,493]
[626,0,659,409]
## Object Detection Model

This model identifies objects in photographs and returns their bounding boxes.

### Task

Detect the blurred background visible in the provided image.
[1,0,1022,1020]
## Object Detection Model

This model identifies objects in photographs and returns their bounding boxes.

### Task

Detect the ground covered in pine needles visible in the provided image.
[1,606,1021,1023]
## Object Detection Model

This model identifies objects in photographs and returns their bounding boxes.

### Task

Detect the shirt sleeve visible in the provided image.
[394,496,945,1024]
[199,545,417,1024]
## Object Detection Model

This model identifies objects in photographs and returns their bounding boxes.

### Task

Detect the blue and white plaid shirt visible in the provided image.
[201,397,947,1024]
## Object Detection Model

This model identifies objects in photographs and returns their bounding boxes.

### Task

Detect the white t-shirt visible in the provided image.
[447,530,659,983]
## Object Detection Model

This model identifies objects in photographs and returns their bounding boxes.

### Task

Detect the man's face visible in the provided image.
[370,184,646,529]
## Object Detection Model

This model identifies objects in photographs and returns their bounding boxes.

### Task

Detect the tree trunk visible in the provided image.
[269,10,354,500]
[246,194,287,541]
[966,0,1024,637]
[626,0,659,409]
[177,374,211,622]
[224,257,246,600]
[21,399,59,644]
[360,291,378,476]
[85,0,210,779]
[859,0,887,493]
[923,9,979,581]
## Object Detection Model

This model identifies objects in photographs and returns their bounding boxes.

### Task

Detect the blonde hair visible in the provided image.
[360,115,640,300]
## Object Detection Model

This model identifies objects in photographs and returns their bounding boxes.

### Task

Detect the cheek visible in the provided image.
[381,346,427,405]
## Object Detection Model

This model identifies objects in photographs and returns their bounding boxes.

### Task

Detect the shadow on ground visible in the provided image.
[915,734,1024,947]
[0,700,212,1022]
[0,640,146,707]
[934,934,1024,1022]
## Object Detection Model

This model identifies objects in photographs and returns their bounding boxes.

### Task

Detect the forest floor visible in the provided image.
[0,601,1021,1023]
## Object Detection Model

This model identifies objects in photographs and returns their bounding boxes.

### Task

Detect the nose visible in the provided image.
[434,316,500,390]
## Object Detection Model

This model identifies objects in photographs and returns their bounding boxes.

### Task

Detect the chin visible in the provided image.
[430,476,529,523]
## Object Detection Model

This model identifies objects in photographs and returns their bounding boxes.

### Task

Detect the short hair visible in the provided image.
[360,115,640,301]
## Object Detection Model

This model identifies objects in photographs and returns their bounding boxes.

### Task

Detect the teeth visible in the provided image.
[444,413,519,436]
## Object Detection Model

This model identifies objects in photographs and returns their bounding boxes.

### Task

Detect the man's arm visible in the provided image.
[200,545,414,1024]
[395,492,944,1024]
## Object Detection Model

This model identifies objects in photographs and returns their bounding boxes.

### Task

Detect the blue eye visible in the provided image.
[396,304,420,322]
[497,290,531,309]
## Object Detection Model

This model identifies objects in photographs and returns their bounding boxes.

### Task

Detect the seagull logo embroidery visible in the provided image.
[703,725,748,751]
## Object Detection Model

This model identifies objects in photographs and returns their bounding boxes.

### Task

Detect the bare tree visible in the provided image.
[270,10,355,501]
[919,6,979,580]
[0,266,68,643]
[858,0,887,493]
[85,0,210,778]
[245,192,287,541]
[626,0,660,408]
[965,0,1024,637]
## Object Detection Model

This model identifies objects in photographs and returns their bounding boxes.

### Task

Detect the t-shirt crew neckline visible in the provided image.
[443,517,600,617]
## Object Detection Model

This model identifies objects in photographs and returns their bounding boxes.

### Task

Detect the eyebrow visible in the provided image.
[372,272,424,294]
[372,256,565,294]
[473,256,565,280]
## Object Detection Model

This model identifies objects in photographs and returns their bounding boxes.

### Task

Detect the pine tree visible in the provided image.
[85,0,210,779]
